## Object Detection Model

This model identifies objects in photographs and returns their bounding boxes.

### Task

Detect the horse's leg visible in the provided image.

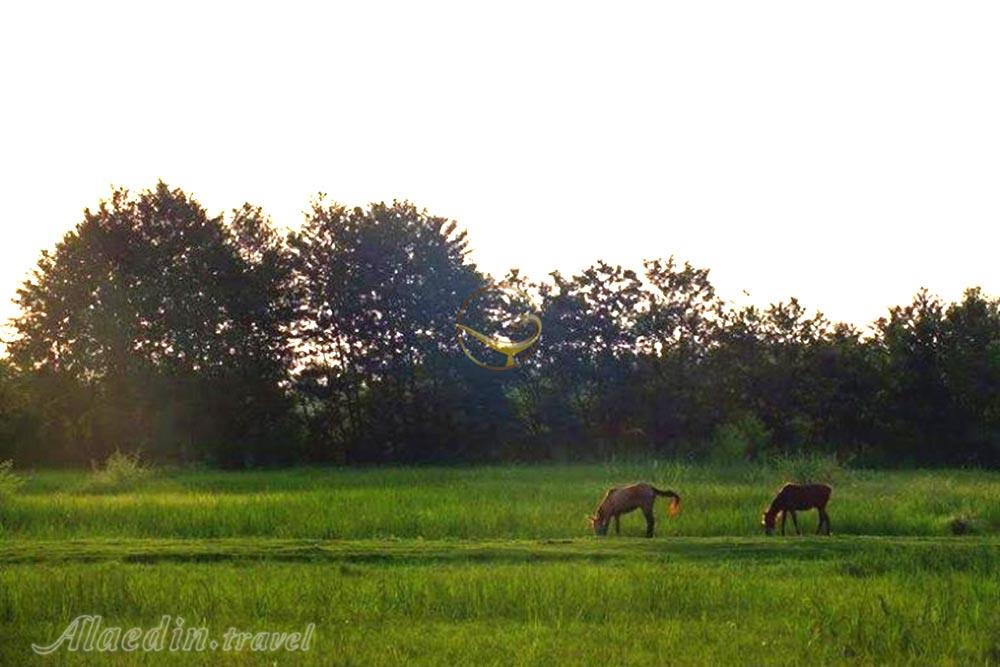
[614,514,621,536]
[822,509,831,535]
[791,511,800,535]
[642,506,655,538]
[780,511,787,536]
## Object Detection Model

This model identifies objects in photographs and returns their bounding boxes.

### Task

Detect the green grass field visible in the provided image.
[1,464,998,665]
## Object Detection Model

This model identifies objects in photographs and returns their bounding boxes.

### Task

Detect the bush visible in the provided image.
[86,450,152,492]
[0,459,24,500]
[709,414,772,463]
[947,514,982,536]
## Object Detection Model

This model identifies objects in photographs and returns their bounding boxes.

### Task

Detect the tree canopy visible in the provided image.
[2,183,998,468]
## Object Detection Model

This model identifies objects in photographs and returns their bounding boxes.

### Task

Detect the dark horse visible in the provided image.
[761,483,832,535]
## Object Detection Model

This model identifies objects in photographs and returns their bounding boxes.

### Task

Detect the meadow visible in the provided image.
[0,463,998,665]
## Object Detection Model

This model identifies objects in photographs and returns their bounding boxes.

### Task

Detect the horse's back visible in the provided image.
[604,483,656,513]
[779,483,832,508]
[804,483,831,498]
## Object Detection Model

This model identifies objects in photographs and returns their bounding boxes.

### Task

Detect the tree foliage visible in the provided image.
[10,183,295,466]
[2,184,998,467]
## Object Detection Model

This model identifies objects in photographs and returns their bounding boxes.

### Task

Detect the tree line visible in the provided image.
[1,183,997,468]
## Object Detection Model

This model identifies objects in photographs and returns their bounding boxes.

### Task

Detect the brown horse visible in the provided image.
[589,483,681,537]
[761,483,832,535]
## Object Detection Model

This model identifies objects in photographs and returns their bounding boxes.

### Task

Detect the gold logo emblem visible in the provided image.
[455,285,542,371]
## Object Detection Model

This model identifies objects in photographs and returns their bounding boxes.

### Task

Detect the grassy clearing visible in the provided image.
[0,464,997,665]
[2,463,998,539]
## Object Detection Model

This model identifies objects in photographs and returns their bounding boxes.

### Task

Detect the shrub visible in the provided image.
[0,459,25,500]
[947,514,982,536]
[87,450,152,492]
[709,414,772,463]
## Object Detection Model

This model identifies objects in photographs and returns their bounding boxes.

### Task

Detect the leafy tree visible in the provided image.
[805,323,880,460]
[635,258,722,454]
[11,183,296,465]
[289,199,495,463]
[527,262,646,458]
[874,289,951,464]
[939,288,1000,465]
[0,359,37,463]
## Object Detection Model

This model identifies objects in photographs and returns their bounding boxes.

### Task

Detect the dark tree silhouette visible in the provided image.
[288,199,507,463]
[10,183,295,466]
[2,183,998,468]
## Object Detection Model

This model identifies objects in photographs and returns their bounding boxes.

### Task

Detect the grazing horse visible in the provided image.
[589,483,681,537]
[761,483,832,535]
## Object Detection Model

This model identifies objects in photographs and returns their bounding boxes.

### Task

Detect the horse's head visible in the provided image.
[588,513,610,536]
[761,510,777,535]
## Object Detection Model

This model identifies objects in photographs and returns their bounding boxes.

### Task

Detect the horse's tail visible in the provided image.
[652,486,681,517]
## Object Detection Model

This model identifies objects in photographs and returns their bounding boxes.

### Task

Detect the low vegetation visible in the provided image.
[1,462,997,539]
[0,464,997,664]
[0,458,24,501]
[85,450,154,493]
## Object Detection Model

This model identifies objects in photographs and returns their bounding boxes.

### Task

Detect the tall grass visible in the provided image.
[1,539,996,665]
[0,464,997,665]
[767,452,844,484]
[2,464,997,539]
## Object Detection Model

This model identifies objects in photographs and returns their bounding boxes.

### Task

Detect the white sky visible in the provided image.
[1,1,998,342]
